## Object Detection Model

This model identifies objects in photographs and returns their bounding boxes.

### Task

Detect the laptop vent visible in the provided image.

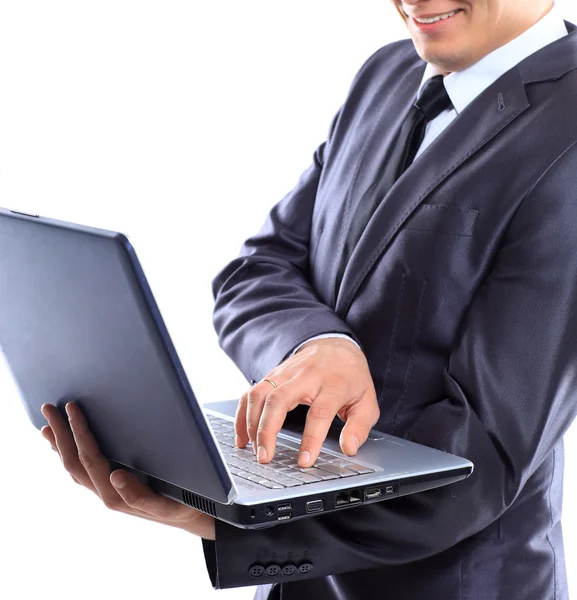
[182,490,217,517]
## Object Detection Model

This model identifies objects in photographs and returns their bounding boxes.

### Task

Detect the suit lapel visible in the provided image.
[334,64,530,317]
[330,60,426,304]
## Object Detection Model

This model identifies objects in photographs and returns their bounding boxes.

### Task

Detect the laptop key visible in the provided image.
[270,475,303,486]
[243,464,269,475]
[263,470,296,483]
[318,452,339,461]
[274,480,299,488]
[331,461,375,474]
[233,448,254,457]
[232,477,265,492]
[277,448,299,456]
[302,468,340,480]
[254,466,279,477]
[229,447,248,454]
[287,471,323,483]
[273,467,294,475]
[313,460,340,469]
[231,470,285,490]
[314,463,357,477]
[257,479,283,489]
[277,479,302,487]
[232,453,253,460]
[298,467,340,480]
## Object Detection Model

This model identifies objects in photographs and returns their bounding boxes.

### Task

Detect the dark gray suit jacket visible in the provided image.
[202,21,577,600]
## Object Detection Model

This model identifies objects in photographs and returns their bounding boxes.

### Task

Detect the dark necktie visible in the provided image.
[334,75,453,295]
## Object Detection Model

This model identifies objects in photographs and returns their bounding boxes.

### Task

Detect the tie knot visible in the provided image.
[414,75,453,121]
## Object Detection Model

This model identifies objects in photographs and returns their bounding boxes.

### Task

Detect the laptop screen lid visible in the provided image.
[0,208,237,504]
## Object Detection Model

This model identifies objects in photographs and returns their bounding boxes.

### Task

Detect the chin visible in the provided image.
[415,44,475,73]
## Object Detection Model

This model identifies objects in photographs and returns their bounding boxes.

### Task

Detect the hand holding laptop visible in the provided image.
[235,336,381,469]
[39,402,216,540]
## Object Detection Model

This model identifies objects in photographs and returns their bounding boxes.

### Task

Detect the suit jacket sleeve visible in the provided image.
[202,140,577,588]
[290,332,362,355]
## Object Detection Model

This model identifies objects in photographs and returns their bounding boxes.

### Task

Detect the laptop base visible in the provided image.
[110,459,470,529]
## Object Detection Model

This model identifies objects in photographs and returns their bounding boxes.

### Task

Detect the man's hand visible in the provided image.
[40,402,215,540]
[235,337,380,468]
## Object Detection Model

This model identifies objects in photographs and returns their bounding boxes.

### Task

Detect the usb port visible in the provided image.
[277,502,292,513]
[278,513,292,521]
[306,499,324,513]
[365,487,383,501]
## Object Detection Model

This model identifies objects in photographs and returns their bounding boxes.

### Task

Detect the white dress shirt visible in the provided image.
[291,4,568,358]
[414,3,568,160]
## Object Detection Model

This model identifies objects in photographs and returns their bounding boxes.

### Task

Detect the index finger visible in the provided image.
[234,392,249,448]
[298,394,337,467]
[64,402,121,508]
[256,379,314,463]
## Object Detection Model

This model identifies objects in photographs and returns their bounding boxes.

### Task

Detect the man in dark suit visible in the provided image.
[201,0,577,597]
[39,0,577,598]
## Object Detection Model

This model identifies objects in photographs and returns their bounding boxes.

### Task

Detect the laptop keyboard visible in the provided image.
[208,415,376,489]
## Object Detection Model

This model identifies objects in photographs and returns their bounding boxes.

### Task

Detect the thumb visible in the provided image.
[339,404,379,456]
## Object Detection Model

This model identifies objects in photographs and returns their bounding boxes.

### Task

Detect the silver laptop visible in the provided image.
[0,207,474,529]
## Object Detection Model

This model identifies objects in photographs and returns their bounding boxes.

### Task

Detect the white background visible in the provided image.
[1,1,576,598]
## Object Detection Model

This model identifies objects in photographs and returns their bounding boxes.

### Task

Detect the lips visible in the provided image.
[403,7,463,21]
[405,8,464,33]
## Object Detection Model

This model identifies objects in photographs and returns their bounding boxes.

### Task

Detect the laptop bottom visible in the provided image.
[109,458,470,529]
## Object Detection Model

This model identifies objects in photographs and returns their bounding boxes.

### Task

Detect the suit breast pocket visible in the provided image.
[403,204,479,236]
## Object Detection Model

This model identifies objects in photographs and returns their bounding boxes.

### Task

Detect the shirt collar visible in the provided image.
[416,4,568,114]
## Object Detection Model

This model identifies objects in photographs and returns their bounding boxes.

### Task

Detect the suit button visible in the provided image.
[251,379,257,386]
[282,564,297,576]
[249,564,265,578]
[266,564,281,577]
[297,562,314,574]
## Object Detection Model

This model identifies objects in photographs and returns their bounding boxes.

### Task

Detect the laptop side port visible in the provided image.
[365,487,383,501]
[278,512,292,521]
[336,491,350,506]
[349,489,362,503]
[306,499,324,513]
[277,502,292,513]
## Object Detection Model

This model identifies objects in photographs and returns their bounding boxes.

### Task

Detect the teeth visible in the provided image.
[415,9,459,24]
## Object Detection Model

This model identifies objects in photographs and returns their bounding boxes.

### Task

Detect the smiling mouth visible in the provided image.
[403,7,464,23]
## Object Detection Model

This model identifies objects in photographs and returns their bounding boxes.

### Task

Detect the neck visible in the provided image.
[431,66,451,77]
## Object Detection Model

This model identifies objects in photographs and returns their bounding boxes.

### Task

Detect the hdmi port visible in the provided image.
[365,487,383,501]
